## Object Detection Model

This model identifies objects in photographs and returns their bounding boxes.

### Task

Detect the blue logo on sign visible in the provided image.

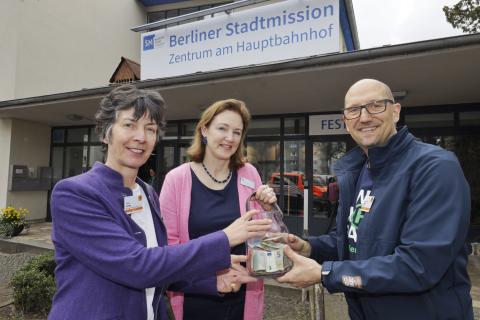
[143,34,155,51]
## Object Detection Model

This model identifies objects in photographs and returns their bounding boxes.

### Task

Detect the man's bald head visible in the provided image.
[342,78,401,155]
[345,79,394,107]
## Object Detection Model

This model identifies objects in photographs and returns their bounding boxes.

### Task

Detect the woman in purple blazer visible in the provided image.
[49,85,271,320]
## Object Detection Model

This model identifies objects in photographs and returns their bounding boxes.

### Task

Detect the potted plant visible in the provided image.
[0,206,29,238]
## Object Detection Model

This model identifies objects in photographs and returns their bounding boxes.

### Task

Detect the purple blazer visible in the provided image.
[49,163,230,320]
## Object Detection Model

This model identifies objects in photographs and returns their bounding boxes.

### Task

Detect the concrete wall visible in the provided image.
[0,120,13,209]
[0,0,19,101]
[0,0,145,100]
[6,119,51,221]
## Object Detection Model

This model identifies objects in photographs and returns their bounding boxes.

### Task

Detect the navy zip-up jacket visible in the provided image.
[309,126,473,320]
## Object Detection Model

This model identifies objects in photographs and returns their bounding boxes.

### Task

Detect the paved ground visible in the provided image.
[0,224,53,252]
[1,223,480,319]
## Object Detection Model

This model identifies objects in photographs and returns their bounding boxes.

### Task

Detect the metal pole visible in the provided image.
[303,186,309,237]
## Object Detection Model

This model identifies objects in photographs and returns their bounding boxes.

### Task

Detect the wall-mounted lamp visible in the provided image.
[392,91,407,101]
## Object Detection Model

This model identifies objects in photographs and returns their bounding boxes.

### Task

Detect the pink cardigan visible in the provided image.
[159,162,264,320]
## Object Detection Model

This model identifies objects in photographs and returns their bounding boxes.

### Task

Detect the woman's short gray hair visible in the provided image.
[95,84,167,146]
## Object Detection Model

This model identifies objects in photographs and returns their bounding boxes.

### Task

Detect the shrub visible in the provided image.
[10,252,56,315]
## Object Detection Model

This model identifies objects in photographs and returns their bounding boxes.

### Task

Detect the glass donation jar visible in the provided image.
[245,192,293,278]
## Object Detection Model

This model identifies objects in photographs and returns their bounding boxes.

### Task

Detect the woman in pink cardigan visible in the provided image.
[160,99,276,320]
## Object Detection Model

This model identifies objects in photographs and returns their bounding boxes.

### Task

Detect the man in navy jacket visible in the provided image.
[278,79,473,319]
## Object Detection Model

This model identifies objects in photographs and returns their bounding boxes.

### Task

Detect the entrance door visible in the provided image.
[307,136,355,235]
[247,139,306,236]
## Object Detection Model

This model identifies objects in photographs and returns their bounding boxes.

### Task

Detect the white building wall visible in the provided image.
[0,119,13,209]
[0,1,19,101]
[2,0,145,100]
[6,119,51,221]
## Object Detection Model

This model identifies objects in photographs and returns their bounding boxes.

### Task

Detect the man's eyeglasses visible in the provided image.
[343,99,394,120]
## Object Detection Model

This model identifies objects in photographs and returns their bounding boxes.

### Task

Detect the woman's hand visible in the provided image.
[223,210,271,247]
[217,255,257,293]
[254,185,277,211]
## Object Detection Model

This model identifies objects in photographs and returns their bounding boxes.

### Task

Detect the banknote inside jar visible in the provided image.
[247,233,293,277]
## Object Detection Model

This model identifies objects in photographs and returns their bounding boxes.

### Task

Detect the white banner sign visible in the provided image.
[309,114,347,135]
[141,0,340,80]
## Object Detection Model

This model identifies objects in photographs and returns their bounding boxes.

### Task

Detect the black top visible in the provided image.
[347,163,373,260]
[184,169,245,320]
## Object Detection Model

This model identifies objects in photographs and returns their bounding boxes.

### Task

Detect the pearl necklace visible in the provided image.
[201,162,232,184]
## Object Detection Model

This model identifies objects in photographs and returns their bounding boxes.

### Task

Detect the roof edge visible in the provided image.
[2,33,479,109]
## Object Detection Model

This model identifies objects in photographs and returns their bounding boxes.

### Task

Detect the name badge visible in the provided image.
[240,177,255,190]
[124,194,143,215]
[361,195,375,213]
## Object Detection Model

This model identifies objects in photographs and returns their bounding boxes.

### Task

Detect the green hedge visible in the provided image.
[10,252,56,315]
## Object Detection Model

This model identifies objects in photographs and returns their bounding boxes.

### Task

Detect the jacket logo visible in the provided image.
[347,190,372,243]
[342,275,362,289]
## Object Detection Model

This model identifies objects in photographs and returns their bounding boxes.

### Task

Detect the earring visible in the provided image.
[201,136,208,145]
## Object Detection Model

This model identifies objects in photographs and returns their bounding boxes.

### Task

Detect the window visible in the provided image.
[89,146,104,167]
[459,111,480,126]
[89,128,100,143]
[283,141,305,216]
[52,129,65,143]
[246,141,280,183]
[405,113,454,128]
[164,123,179,139]
[67,127,89,143]
[249,118,280,136]
[64,146,86,177]
[284,141,304,173]
[51,147,64,183]
[284,117,306,136]
[51,126,102,181]
[180,122,196,138]
[312,141,346,217]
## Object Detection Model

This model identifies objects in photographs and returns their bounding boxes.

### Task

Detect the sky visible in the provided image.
[352,0,467,49]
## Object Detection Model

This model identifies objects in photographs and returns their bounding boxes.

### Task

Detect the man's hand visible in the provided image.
[285,234,312,257]
[217,255,258,293]
[276,246,322,288]
[223,210,271,247]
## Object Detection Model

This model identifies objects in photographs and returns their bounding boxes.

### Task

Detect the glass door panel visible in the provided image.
[51,146,64,185]
[64,146,87,177]
[282,140,305,216]
[158,141,191,190]
[312,141,346,218]
[246,141,280,183]
[179,144,190,165]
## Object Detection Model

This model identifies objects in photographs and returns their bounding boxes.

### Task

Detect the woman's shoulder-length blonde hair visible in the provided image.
[187,99,251,170]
